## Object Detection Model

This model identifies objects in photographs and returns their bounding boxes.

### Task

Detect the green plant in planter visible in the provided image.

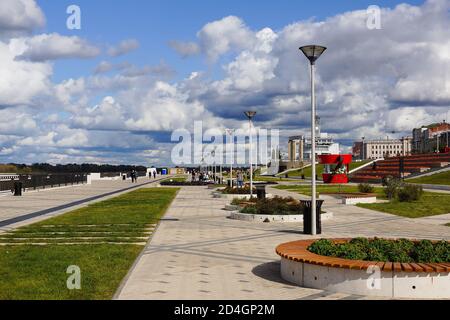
[222,186,255,194]
[307,239,337,256]
[238,196,303,215]
[335,243,368,260]
[308,238,450,263]
[386,239,414,263]
[240,206,257,214]
[434,241,450,262]
[412,240,441,263]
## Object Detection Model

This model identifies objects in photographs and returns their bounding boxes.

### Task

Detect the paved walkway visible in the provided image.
[116,186,450,300]
[0,177,166,231]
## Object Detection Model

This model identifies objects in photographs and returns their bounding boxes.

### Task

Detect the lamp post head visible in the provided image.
[244,111,257,120]
[299,45,327,64]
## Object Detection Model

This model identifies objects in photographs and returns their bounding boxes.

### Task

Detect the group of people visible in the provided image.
[189,168,249,188]
[190,170,214,183]
[130,170,139,183]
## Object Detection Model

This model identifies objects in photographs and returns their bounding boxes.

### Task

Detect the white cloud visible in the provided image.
[168,40,200,57]
[197,16,255,62]
[0,41,52,106]
[12,33,101,61]
[2,0,450,166]
[0,0,45,35]
[108,39,140,57]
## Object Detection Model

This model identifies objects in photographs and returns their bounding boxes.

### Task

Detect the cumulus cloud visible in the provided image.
[0,0,45,35]
[11,33,101,61]
[197,16,255,62]
[168,40,200,57]
[108,39,140,57]
[0,41,52,107]
[2,0,450,166]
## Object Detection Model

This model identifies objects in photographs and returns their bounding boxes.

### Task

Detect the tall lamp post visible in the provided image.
[362,137,365,160]
[300,45,327,236]
[245,111,257,198]
[226,129,236,187]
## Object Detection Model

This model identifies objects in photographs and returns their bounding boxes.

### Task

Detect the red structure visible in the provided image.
[318,154,352,184]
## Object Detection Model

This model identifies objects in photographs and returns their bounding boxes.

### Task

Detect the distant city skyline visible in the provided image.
[0,0,448,166]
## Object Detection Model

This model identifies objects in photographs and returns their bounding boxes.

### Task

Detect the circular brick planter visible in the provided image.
[229,211,333,223]
[276,239,450,299]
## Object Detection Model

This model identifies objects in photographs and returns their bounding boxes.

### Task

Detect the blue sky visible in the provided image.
[38,0,425,82]
[1,0,448,167]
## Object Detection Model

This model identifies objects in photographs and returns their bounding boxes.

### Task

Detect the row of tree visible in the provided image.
[0,163,147,174]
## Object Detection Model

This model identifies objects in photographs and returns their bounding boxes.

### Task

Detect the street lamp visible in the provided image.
[245,111,257,198]
[361,137,365,160]
[226,129,236,187]
[300,45,327,236]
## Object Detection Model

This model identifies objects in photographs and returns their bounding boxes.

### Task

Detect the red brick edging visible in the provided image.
[276,239,450,273]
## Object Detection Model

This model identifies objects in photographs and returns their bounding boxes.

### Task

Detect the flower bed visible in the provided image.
[228,197,333,222]
[239,196,302,216]
[277,238,450,299]
[221,186,256,194]
[308,238,450,263]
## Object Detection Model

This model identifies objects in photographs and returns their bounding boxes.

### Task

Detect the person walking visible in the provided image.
[237,170,244,189]
[153,170,157,179]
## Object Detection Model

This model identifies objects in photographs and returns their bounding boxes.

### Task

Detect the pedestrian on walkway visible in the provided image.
[237,170,244,188]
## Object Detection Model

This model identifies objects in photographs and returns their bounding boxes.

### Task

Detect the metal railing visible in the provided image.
[0,173,88,193]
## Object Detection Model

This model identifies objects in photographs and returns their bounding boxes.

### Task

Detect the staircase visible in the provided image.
[350,153,450,183]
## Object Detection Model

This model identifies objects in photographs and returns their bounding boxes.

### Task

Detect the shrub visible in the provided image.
[358,183,374,193]
[397,184,423,202]
[412,240,440,263]
[238,196,303,215]
[434,241,450,262]
[308,238,450,263]
[308,239,337,256]
[240,206,257,214]
[222,186,255,194]
[366,247,388,262]
[381,175,394,187]
[383,177,403,200]
[386,239,414,263]
[336,244,367,261]
[349,237,370,248]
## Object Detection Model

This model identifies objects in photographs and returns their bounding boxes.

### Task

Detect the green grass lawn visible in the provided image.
[406,170,450,186]
[276,184,450,218]
[275,184,385,197]
[0,188,178,300]
[357,192,450,218]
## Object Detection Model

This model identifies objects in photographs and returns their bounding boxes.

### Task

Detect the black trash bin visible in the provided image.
[255,184,267,200]
[301,200,324,235]
[13,181,23,196]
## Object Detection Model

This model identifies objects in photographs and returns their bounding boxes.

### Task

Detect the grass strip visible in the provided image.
[0,187,178,299]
